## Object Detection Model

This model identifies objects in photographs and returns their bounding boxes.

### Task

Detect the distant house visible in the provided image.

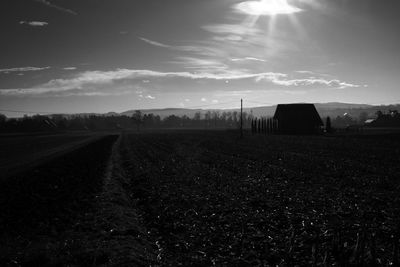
[364,119,375,125]
[273,103,323,134]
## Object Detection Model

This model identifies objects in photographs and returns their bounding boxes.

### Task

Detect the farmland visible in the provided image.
[0,132,108,179]
[121,130,400,266]
[1,130,400,266]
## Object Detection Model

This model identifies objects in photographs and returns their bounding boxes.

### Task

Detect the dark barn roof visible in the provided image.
[273,103,323,134]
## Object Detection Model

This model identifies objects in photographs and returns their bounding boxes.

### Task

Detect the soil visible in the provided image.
[1,130,400,266]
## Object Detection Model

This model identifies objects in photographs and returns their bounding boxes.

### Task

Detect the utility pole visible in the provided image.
[240,99,243,138]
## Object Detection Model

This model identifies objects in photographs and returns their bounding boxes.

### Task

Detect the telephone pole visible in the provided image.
[240,99,243,138]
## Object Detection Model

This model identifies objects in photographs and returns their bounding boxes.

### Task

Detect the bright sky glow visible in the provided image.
[235,0,303,16]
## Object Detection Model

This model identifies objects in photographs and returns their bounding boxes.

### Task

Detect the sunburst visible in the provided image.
[235,0,302,16]
[234,0,306,57]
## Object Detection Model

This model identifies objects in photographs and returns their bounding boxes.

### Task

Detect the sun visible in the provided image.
[235,0,302,16]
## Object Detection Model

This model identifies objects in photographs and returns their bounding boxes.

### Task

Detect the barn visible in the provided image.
[273,103,323,134]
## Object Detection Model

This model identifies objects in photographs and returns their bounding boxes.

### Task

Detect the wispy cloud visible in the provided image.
[200,21,297,65]
[295,70,315,75]
[0,68,362,96]
[138,37,201,52]
[34,0,78,15]
[139,37,170,48]
[0,66,50,73]
[137,92,156,100]
[212,35,243,42]
[175,57,228,71]
[0,69,279,96]
[231,57,267,62]
[257,75,361,89]
[215,90,254,97]
[202,24,261,36]
[19,21,48,27]
[63,67,77,70]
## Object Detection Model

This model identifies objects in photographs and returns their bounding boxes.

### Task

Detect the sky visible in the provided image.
[1,0,400,116]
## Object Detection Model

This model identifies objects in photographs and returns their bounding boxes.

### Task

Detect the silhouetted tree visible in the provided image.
[233,111,238,128]
[358,112,368,124]
[326,116,332,133]
[0,113,7,126]
[132,110,143,131]
[370,110,400,127]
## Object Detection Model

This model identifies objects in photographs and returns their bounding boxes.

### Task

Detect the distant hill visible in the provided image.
[44,102,400,120]
[315,103,400,119]
[123,103,400,120]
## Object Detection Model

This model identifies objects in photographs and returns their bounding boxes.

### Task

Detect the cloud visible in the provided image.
[61,91,132,97]
[146,95,156,100]
[213,35,243,42]
[215,90,253,97]
[202,24,261,36]
[295,70,315,75]
[201,98,207,102]
[34,0,78,15]
[138,37,202,52]
[0,68,362,96]
[139,37,170,48]
[231,57,267,62]
[0,66,50,73]
[19,21,48,27]
[200,21,296,62]
[175,57,228,71]
[63,67,77,70]
[257,75,361,89]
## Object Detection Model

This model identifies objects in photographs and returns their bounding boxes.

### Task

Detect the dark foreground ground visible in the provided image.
[0,132,106,179]
[1,130,400,266]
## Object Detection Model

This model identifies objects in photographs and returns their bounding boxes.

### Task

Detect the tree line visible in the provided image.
[2,109,398,133]
[0,111,254,133]
[327,109,400,128]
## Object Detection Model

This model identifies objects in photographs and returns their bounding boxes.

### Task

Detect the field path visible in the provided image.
[0,134,123,266]
[0,132,106,180]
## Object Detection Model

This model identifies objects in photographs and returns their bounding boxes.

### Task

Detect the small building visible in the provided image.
[364,119,375,125]
[273,103,323,134]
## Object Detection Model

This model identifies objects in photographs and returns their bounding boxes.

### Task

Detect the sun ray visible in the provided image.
[235,0,303,16]
[287,12,307,40]
[234,0,305,58]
